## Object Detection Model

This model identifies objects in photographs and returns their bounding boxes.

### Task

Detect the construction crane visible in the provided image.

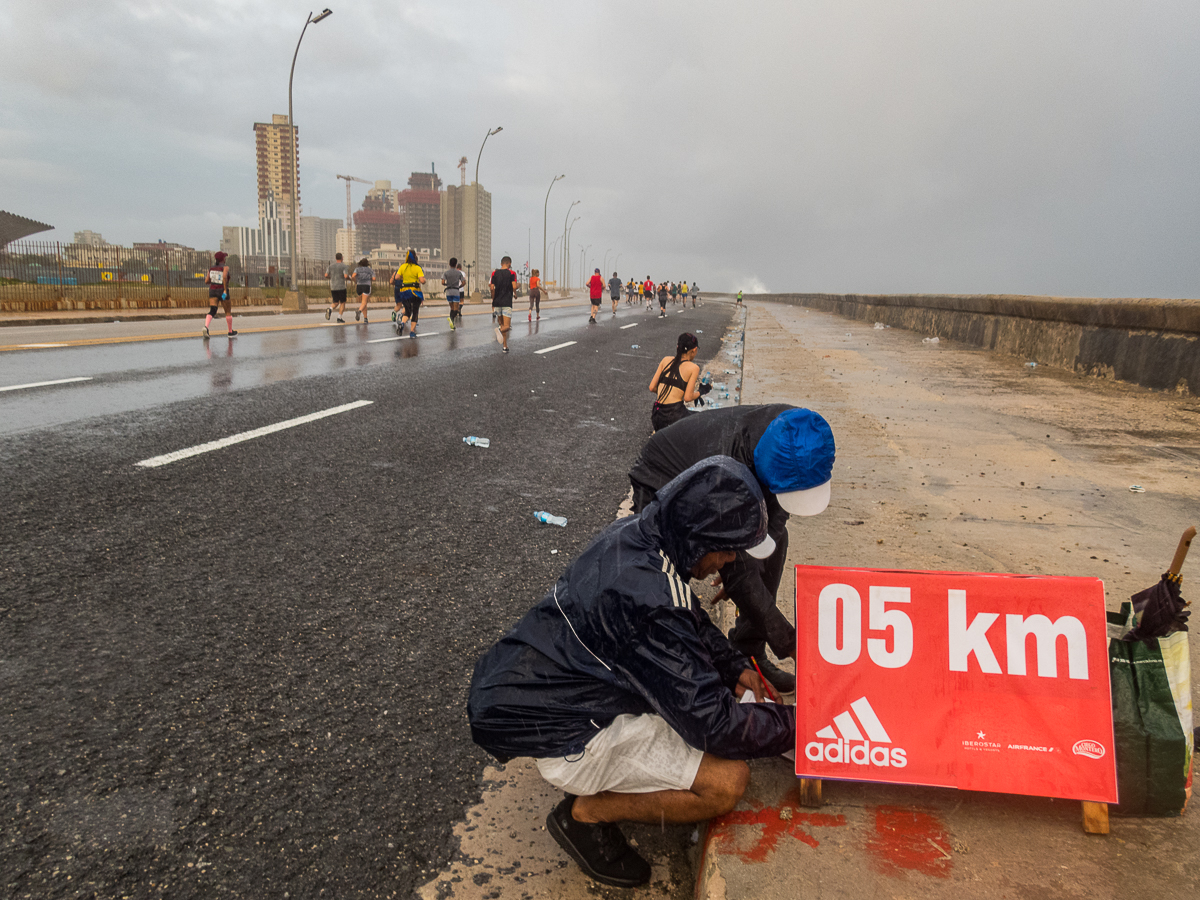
[457,157,468,187]
[336,174,372,230]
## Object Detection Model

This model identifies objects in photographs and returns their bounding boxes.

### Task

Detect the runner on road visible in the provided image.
[528,269,542,321]
[657,280,670,317]
[203,251,236,337]
[692,283,701,306]
[670,281,679,305]
[324,252,351,323]
[643,278,655,311]
[391,250,425,337]
[443,256,465,330]
[648,332,707,431]
[736,290,743,306]
[680,281,689,306]
[626,279,635,305]
[353,258,374,323]
[491,255,519,353]
[608,271,622,316]
[587,268,604,323]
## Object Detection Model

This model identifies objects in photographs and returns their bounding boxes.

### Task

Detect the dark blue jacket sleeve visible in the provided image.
[611,607,795,759]
[693,606,751,689]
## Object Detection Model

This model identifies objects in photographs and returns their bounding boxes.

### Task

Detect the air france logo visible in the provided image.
[805,696,907,768]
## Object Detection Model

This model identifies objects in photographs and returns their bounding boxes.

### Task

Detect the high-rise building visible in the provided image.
[222,190,290,260]
[335,228,359,260]
[254,114,299,227]
[298,216,342,261]
[440,182,491,291]
[398,171,442,256]
[353,181,404,253]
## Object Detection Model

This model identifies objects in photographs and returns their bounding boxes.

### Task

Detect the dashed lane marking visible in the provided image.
[619,323,638,329]
[534,341,578,355]
[135,400,374,468]
[366,331,440,344]
[0,376,93,392]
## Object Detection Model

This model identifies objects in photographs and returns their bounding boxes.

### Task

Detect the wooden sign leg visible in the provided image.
[1081,801,1109,834]
[798,778,823,807]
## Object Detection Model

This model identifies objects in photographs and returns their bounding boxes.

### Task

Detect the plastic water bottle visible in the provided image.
[534,511,568,527]
[700,372,712,387]
[463,436,491,448]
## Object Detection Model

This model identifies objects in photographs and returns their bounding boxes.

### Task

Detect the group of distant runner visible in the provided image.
[202,249,732,347]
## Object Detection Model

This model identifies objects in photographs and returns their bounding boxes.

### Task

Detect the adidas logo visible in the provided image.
[805,697,908,768]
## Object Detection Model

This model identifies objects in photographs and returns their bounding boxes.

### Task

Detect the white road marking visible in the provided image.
[367,331,440,344]
[136,400,374,468]
[619,323,638,330]
[0,376,93,392]
[535,341,577,355]
[16,343,69,349]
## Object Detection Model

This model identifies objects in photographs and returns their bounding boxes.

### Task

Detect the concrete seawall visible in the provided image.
[753,292,1200,396]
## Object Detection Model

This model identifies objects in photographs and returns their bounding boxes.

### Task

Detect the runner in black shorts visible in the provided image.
[390,249,426,337]
[203,251,237,337]
[353,258,374,323]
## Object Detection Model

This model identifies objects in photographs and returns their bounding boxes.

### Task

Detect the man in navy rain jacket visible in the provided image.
[468,456,794,888]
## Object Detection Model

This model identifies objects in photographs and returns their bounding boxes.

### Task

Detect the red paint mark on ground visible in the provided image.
[864,806,953,878]
[706,786,846,864]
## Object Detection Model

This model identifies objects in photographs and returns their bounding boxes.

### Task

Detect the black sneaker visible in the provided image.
[325,308,332,321]
[545,797,650,888]
[755,657,796,695]
[227,330,238,337]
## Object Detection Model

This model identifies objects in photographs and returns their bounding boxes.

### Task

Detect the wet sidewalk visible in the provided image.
[695,300,1199,900]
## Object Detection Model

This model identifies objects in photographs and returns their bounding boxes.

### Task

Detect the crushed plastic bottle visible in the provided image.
[631,344,640,349]
[463,436,491,448]
[874,322,886,329]
[534,511,568,527]
[922,336,940,344]
[1025,361,1037,368]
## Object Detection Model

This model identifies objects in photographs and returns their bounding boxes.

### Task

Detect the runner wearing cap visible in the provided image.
[627,406,836,694]
[608,271,622,316]
[203,251,236,337]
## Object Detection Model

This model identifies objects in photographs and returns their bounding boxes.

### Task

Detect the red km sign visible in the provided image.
[794,566,1118,804]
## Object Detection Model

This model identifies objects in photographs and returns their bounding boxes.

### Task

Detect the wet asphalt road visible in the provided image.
[0,301,734,899]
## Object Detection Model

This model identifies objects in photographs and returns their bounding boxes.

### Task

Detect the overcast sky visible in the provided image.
[4,0,1200,296]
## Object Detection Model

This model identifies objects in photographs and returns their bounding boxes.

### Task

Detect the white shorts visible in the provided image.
[536,713,704,796]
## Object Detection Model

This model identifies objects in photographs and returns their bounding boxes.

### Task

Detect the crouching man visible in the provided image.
[467,456,795,888]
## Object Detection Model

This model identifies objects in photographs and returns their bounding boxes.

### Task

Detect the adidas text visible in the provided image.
[804,740,908,768]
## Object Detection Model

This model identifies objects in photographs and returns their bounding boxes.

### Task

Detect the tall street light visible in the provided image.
[580,245,591,289]
[475,126,503,185]
[561,200,579,295]
[543,174,564,292]
[602,247,612,277]
[566,216,581,292]
[615,253,622,275]
[470,126,502,291]
[286,8,332,312]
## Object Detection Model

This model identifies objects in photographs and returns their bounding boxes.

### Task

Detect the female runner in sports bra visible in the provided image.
[648,332,709,431]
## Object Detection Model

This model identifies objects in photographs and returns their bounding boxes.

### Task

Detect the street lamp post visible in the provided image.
[286,8,332,312]
[562,200,579,296]
[615,253,622,275]
[602,247,612,277]
[475,126,503,185]
[566,216,581,292]
[543,174,564,293]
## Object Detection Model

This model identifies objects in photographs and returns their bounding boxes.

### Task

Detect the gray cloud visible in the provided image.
[3,0,1199,295]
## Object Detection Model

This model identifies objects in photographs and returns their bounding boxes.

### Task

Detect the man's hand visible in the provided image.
[735,668,768,702]
[707,573,728,605]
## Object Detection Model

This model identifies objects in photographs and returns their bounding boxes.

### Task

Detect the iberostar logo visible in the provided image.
[805,696,908,768]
